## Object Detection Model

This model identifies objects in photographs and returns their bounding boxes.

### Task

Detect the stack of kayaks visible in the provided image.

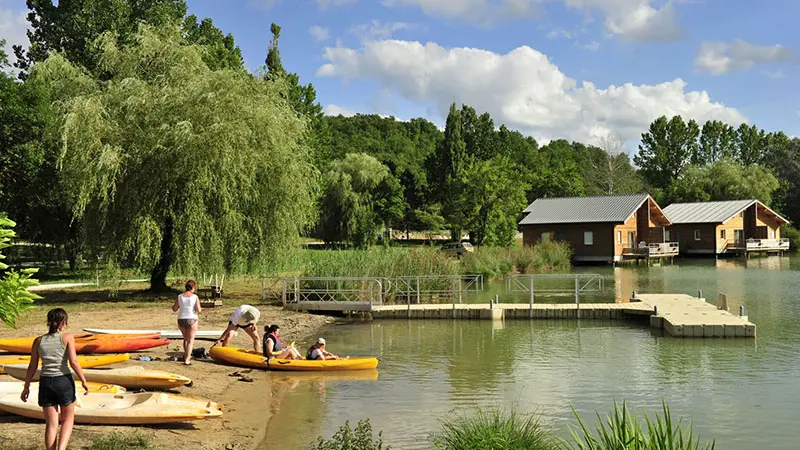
[0,332,221,424]
[0,333,170,354]
[3,365,192,390]
[210,346,380,371]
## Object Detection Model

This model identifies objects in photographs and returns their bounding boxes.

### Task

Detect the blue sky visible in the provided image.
[2,0,798,145]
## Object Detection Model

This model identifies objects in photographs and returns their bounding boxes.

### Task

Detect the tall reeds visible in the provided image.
[296,241,572,280]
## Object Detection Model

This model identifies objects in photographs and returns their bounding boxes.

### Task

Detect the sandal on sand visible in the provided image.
[184,360,192,365]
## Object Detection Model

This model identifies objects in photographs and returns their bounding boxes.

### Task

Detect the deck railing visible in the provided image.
[745,238,790,251]
[623,242,679,256]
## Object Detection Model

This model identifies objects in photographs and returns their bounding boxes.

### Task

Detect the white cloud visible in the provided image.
[318,39,747,143]
[582,40,601,51]
[247,0,281,12]
[349,20,413,41]
[695,39,797,75]
[325,104,359,116]
[317,0,359,8]
[309,25,330,42]
[383,0,681,41]
[762,69,785,79]
[546,29,573,40]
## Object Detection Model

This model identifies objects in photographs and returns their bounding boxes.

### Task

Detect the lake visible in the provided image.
[263,256,800,449]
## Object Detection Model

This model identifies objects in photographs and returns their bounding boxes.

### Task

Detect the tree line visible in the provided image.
[1,0,798,293]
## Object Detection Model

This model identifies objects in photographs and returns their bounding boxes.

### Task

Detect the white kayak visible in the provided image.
[0,389,223,424]
[83,328,223,340]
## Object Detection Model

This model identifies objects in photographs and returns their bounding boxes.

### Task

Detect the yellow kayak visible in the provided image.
[0,353,129,374]
[210,346,379,371]
[3,365,191,390]
[0,390,222,424]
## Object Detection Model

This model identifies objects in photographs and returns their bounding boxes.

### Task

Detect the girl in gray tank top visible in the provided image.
[20,308,90,450]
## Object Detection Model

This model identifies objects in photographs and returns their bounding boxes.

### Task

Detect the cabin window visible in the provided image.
[720,229,726,240]
[694,230,701,241]
[541,232,553,241]
[665,230,671,241]
[617,231,622,244]
[584,231,594,246]
[739,212,743,219]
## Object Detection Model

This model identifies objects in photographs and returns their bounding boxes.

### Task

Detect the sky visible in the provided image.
[2,0,799,147]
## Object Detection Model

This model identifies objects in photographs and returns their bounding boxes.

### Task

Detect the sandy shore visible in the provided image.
[0,292,332,450]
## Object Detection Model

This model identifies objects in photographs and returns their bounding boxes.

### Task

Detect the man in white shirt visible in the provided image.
[214,305,262,353]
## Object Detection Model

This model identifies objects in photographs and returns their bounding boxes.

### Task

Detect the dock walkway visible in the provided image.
[364,293,755,338]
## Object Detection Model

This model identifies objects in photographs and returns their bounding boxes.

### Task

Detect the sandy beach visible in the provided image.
[0,288,332,450]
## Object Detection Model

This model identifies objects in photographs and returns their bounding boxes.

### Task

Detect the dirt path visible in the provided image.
[0,298,331,450]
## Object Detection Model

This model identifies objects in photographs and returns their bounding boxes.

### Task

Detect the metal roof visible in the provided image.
[519,194,650,225]
[663,200,789,224]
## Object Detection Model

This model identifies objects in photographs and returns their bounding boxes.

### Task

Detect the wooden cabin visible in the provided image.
[662,200,789,256]
[519,194,674,263]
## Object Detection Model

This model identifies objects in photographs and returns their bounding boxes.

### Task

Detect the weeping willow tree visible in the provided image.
[31,25,318,291]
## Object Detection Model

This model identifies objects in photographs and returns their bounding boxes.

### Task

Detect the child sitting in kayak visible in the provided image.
[263,325,302,360]
[306,338,348,360]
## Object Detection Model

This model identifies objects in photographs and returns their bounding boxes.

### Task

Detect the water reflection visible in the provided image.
[265,256,800,450]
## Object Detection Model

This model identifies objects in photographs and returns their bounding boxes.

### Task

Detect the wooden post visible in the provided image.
[458,277,462,304]
[451,278,456,318]
[528,275,534,319]
[407,290,411,319]
[281,279,287,307]
[416,277,420,305]
[575,276,580,319]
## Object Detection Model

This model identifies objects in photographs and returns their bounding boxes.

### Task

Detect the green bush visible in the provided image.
[430,408,559,450]
[314,418,388,450]
[564,400,715,450]
[89,431,153,450]
[783,225,800,252]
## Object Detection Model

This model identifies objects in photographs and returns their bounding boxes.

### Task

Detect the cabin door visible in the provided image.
[628,231,636,247]
[734,229,744,245]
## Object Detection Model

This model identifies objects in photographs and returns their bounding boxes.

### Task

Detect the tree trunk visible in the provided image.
[149,216,173,292]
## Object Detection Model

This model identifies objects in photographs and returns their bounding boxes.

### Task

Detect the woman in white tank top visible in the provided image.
[172,279,201,365]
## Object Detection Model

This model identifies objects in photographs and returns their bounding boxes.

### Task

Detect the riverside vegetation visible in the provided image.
[315,401,714,450]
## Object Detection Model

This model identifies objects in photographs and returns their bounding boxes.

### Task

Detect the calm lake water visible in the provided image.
[263,256,800,449]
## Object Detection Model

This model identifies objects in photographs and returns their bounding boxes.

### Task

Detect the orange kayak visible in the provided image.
[0,335,168,354]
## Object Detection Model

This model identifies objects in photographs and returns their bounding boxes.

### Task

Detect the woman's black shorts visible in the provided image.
[38,374,76,408]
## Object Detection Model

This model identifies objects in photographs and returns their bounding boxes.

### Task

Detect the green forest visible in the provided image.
[2,1,799,292]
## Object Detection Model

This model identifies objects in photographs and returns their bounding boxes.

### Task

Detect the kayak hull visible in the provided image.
[0,335,168,354]
[0,390,222,424]
[0,353,129,374]
[84,328,223,340]
[210,346,379,371]
[268,357,379,371]
[3,365,191,390]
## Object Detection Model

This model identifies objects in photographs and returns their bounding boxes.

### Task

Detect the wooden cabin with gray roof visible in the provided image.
[662,199,789,256]
[518,194,676,263]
